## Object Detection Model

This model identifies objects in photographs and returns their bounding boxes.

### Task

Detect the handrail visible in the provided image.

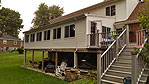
[101,40,116,58]
[118,29,126,39]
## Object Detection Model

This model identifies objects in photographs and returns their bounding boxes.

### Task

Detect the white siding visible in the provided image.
[25,18,86,49]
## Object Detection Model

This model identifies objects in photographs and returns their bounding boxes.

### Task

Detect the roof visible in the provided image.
[24,0,119,34]
[115,1,147,25]
[0,35,21,41]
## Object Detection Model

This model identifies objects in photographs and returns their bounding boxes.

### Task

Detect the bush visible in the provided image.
[17,48,24,54]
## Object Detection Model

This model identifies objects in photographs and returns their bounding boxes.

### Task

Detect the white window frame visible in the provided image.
[3,40,7,44]
[14,40,17,45]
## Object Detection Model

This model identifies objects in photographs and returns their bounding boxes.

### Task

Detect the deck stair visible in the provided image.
[101,44,149,84]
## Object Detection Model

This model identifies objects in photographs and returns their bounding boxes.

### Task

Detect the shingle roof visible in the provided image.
[0,35,21,41]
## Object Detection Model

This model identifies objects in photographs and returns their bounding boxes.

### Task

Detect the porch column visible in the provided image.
[97,52,101,84]
[32,50,34,68]
[132,54,137,84]
[24,49,27,67]
[74,52,78,68]
[126,25,129,45]
[115,35,119,61]
[42,51,44,71]
[55,52,58,71]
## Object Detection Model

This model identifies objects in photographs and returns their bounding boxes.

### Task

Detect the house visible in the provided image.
[0,34,23,52]
[23,0,148,83]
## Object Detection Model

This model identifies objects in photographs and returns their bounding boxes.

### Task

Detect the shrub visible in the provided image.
[17,48,24,54]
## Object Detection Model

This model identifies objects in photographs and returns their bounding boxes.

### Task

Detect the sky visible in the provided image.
[1,0,103,39]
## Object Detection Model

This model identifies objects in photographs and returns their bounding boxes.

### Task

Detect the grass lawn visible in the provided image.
[0,51,96,84]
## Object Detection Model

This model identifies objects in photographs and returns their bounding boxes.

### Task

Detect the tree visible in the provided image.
[138,0,149,29]
[49,5,64,19]
[32,3,64,29]
[0,7,23,38]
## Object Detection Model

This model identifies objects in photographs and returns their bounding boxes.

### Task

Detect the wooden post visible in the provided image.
[132,54,137,84]
[32,50,34,68]
[126,25,129,45]
[55,52,58,71]
[115,35,119,61]
[74,52,78,68]
[97,52,101,84]
[24,50,27,67]
[42,51,44,71]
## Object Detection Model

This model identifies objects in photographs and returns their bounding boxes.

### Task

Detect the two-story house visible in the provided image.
[23,0,145,74]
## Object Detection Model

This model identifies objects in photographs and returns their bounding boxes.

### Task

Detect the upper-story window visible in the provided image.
[3,40,7,44]
[37,32,42,41]
[25,35,29,42]
[44,30,50,40]
[53,28,61,39]
[65,24,75,38]
[30,33,35,42]
[106,5,116,16]
[14,41,17,45]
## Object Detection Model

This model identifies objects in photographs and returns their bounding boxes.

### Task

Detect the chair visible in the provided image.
[55,61,67,76]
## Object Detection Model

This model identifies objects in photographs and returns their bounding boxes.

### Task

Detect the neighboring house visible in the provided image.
[0,34,23,52]
[23,0,148,83]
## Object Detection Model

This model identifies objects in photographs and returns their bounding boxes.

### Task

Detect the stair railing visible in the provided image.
[132,29,148,84]
[100,28,128,78]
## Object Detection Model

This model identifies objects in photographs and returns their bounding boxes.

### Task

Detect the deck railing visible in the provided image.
[136,29,146,46]
[87,31,122,48]
[100,28,128,78]
[132,29,148,84]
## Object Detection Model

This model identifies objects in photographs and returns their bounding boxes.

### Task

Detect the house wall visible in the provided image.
[25,18,87,49]
[0,40,22,48]
[88,0,127,22]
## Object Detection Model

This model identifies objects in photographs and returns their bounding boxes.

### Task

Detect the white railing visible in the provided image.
[87,31,122,48]
[100,29,128,78]
[136,29,146,46]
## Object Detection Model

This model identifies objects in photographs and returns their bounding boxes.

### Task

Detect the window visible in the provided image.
[30,34,35,42]
[106,5,116,16]
[64,24,75,38]
[25,35,29,42]
[14,41,17,45]
[37,32,42,41]
[102,26,111,39]
[44,30,50,40]
[3,40,7,44]
[53,28,61,39]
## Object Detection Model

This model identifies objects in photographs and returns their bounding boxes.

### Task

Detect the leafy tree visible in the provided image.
[49,5,64,19]
[138,0,149,29]
[32,3,64,29]
[0,7,23,38]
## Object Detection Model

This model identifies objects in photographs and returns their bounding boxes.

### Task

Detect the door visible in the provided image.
[90,22,97,46]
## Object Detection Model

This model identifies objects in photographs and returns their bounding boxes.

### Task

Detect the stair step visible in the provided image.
[101,79,122,84]
[113,62,132,67]
[102,74,124,83]
[110,65,131,72]
[107,70,131,77]
[123,48,134,52]
[121,51,132,55]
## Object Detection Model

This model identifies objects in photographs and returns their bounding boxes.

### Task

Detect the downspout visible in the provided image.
[74,17,78,68]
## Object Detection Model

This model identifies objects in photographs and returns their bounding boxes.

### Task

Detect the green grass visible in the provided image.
[0,51,96,84]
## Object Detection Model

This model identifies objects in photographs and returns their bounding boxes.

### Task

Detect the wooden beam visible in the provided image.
[97,52,101,84]
[42,51,44,71]
[74,52,78,68]
[32,50,34,68]
[24,50,27,67]
[55,52,58,71]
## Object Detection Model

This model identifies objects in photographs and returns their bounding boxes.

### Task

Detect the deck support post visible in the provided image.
[24,49,27,67]
[126,25,129,45]
[132,54,137,84]
[97,52,101,84]
[74,51,78,68]
[32,50,34,68]
[42,51,44,71]
[55,52,58,71]
[115,35,119,61]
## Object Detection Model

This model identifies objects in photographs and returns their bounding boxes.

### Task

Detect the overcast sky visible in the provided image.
[1,0,103,39]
